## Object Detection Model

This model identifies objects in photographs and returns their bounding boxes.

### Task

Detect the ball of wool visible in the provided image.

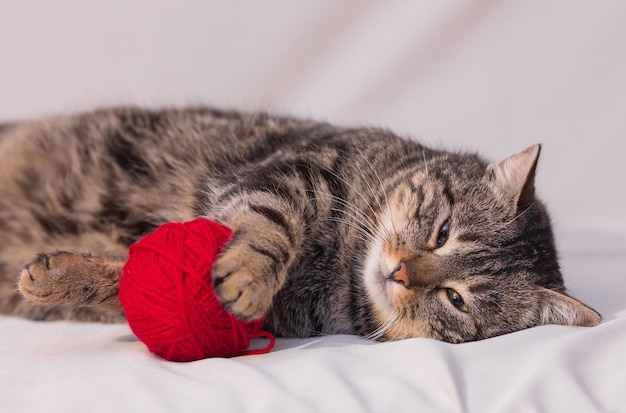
[119,218,275,362]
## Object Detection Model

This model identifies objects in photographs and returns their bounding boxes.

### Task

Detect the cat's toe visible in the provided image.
[18,252,63,302]
[18,251,90,303]
[212,253,273,321]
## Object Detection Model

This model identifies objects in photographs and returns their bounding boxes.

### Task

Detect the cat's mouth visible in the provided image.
[371,260,409,294]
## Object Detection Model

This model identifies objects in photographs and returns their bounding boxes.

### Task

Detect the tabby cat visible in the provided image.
[0,107,600,343]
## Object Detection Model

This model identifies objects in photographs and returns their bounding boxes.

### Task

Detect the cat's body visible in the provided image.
[0,107,600,342]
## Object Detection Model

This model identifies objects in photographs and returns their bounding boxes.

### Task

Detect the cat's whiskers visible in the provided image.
[368,320,396,341]
[307,190,379,235]
[487,285,561,295]
[496,202,535,231]
[364,324,386,341]
[305,327,331,338]
[421,149,430,179]
[327,208,376,237]
[318,217,374,244]
[353,145,397,237]
[316,165,393,240]
[308,201,377,244]
[484,296,504,313]
[470,285,563,315]
[364,310,401,341]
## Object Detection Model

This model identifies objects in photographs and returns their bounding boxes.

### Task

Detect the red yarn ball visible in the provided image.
[119,218,275,362]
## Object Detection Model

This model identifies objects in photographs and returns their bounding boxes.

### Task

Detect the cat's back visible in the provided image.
[0,107,249,162]
[0,107,339,168]
[0,106,429,195]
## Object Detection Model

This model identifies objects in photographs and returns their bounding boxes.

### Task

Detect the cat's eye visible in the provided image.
[446,288,468,313]
[436,219,450,248]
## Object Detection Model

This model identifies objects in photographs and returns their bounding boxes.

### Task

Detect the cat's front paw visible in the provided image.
[212,245,278,321]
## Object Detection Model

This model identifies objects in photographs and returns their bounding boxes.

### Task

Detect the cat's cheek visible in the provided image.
[386,284,419,313]
[372,302,435,341]
[363,261,389,313]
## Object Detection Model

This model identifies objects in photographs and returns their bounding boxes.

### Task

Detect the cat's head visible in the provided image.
[363,144,600,342]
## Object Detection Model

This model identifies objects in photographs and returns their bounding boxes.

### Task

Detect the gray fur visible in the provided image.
[0,107,600,342]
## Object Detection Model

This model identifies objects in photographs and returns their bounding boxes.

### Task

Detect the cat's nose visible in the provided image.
[391,261,410,288]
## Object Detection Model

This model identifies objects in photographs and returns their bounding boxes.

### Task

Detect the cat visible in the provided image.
[0,107,600,343]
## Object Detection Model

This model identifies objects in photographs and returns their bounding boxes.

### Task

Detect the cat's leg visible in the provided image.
[211,200,305,321]
[17,251,126,322]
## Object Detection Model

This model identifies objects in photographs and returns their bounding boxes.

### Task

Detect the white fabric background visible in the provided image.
[1,1,625,412]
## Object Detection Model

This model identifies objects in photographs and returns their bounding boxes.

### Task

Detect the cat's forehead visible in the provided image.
[428,153,487,178]
[414,159,493,202]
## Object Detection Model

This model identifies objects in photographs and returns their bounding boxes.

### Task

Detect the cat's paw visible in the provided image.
[19,251,81,304]
[18,251,120,306]
[212,245,277,321]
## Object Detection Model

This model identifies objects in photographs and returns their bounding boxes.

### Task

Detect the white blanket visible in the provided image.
[2,247,624,412]
[1,1,625,412]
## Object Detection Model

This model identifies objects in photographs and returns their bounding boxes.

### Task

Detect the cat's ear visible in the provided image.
[485,144,541,211]
[537,288,601,327]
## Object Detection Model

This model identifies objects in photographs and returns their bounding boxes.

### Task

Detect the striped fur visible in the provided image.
[0,107,600,342]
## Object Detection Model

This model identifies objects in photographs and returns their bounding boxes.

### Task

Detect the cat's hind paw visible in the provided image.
[19,251,78,304]
[18,251,122,307]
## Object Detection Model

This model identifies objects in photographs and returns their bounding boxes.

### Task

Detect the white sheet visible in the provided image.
[2,248,624,412]
[1,1,625,412]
